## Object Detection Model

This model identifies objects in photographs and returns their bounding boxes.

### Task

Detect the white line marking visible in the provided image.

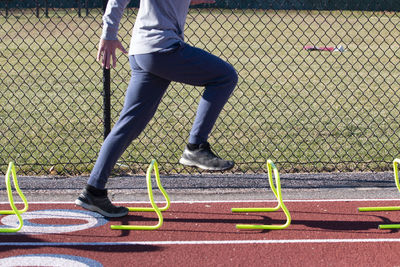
[3,238,400,246]
[1,199,400,205]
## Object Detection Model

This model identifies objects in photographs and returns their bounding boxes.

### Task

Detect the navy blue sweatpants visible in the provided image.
[88,42,238,189]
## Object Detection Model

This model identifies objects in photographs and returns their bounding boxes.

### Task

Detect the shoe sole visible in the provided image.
[75,198,128,218]
[179,157,234,171]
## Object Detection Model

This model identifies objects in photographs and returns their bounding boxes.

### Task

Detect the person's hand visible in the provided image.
[96,39,128,69]
[190,0,215,5]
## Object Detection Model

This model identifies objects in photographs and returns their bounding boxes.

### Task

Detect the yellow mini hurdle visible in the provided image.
[0,162,29,233]
[111,159,170,230]
[232,160,291,230]
[358,159,400,229]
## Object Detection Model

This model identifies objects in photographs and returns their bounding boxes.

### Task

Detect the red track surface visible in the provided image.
[1,200,400,266]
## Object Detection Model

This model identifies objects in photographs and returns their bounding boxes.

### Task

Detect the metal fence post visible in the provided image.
[36,0,39,18]
[85,0,89,16]
[102,0,111,140]
[45,0,48,18]
[77,0,81,17]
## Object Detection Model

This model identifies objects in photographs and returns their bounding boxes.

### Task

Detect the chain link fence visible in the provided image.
[1,1,399,175]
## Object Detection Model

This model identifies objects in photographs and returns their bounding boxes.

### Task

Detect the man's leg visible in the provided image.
[76,56,171,217]
[88,57,171,189]
[135,42,238,170]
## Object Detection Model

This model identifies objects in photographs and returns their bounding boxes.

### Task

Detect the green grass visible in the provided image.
[0,8,399,175]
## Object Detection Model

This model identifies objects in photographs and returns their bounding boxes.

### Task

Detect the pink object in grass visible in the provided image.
[304,45,344,52]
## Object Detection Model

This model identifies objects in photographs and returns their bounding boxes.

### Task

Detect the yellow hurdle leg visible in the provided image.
[232,160,291,230]
[0,162,29,233]
[111,159,170,230]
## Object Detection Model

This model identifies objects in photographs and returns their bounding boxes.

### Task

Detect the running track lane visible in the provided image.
[1,200,400,266]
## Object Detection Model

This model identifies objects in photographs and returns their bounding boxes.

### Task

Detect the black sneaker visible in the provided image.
[75,189,129,218]
[179,142,234,171]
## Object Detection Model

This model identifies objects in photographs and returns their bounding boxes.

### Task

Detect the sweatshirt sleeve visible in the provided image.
[101,0,131,40]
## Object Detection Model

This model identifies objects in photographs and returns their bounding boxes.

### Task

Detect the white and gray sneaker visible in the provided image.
[179,142,234,171]
[75,189,129,218]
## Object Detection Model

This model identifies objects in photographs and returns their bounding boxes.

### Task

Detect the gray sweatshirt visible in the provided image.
[102,0,191,55]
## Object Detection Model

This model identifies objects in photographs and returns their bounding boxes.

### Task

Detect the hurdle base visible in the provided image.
[111,224,162,231]
[236,221,291,230]
[232,207,279,213]
[358,206,400,212]
[379,224,400,229]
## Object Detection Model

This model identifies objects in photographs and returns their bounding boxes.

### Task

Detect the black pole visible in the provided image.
[45,0,48,18]
[102,0,111,139]
[103,68,111,139]
[77,0,81,17]
[36,0,39,18]
[85,0,89,16]
[5,0,8,17]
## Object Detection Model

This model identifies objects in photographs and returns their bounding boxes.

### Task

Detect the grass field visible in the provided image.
[0,8,399,175]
